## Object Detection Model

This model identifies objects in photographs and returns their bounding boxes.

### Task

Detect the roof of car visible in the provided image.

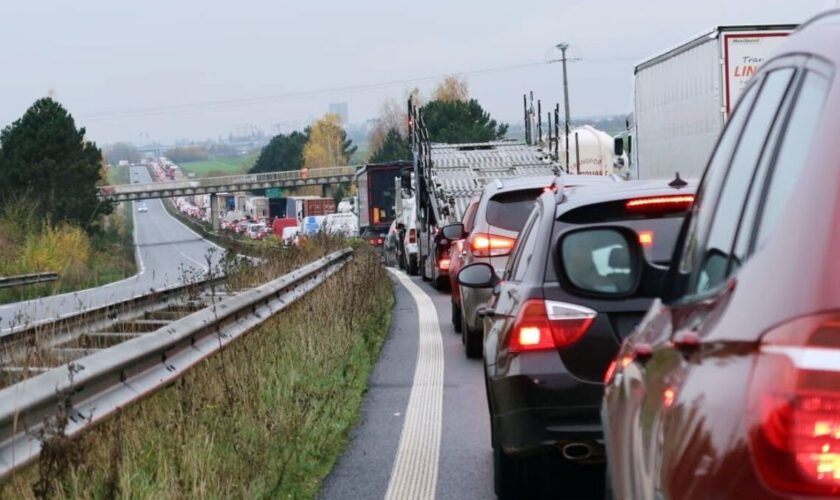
[480,173,621,197]
[770,9,840,68]
[554,178,698,217]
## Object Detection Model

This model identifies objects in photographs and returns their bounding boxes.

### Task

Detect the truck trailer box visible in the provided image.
[633,24,795,180]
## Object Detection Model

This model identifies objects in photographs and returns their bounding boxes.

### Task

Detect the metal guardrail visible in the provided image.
[99,165,360,200]
[0,273,58,289]
[0,248,353,477]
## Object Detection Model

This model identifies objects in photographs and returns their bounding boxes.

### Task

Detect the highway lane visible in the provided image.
[321,271,605,499]
[321,272,493,499]
[0,166,223,334]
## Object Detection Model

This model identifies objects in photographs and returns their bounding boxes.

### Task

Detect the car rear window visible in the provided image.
[620,217,683,264]
[486,189,542,231]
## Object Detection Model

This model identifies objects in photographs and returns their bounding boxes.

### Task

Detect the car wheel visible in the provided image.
[462,314,482,359]
[493,444,533,499]
[451,299,462,333]
[433,275,448,291]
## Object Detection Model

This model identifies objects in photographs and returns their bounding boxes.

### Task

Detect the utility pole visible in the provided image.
[557,43,572,172]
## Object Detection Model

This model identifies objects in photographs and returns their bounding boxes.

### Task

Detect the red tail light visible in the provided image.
[638,230,654,247]
[625,195,694,211]
[508,299,596,353]
[470,233,516,258]
[438,257,450,271]
[604,359,618,384]
[747,313,840,496]
[409,228,416,244]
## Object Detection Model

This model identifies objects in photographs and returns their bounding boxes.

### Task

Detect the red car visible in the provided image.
[448,198,479,333]
[603,14,840,499]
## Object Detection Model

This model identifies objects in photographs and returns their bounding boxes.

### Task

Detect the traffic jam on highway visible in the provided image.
[375,15,840,499]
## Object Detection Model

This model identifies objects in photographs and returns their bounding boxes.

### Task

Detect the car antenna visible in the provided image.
[669,172,688,188]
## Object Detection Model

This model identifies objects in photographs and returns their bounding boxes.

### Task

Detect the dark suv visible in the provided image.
[603,14,840,499]
[458,179,695,498]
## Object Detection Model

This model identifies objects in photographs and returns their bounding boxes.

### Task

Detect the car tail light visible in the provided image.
[470,233,516,257]
[409,228,416,244]
[638,230,654,247]
[438,257,450,271]
[604,359,618,384]
[747,313,840,496]
[508,299,596,353]
[625,195,694,211]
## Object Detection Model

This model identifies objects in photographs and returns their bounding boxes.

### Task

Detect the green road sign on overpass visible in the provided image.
[265,188,283,198]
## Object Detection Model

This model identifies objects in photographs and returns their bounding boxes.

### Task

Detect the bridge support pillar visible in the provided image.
[322,184,333,199]
[210,193,220,232]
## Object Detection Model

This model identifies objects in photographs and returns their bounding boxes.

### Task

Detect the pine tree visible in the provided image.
[0,97,111,225]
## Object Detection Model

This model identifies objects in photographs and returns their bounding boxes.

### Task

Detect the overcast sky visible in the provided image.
[0,0,832,145]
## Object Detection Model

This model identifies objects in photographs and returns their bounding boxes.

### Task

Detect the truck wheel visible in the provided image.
[451,299,462,333]
[420,252,430,281]
[462,315,482,359]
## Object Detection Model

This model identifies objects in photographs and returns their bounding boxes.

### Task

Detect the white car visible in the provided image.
[137,202,148,213]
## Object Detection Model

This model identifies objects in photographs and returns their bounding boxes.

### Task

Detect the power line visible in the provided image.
[80,61,551,122]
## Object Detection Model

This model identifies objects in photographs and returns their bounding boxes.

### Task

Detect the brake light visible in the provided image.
[747,313,840,495]
[638,231,654,247]
[604,359,618,384]
[625,195,694,211]
[409,228,416,244]
[377,238,384,245]
[471,234,516,257]
[438,257,450,271]
[508,299,596,353]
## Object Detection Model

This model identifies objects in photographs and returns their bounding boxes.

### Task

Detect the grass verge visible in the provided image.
[1,239,393,498]
[0,202,137,305]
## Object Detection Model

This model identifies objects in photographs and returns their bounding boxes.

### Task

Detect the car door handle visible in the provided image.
[672,330,700,356]
[477,306,495,318]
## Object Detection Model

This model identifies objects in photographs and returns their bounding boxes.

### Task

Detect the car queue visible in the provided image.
[423,13,840,499]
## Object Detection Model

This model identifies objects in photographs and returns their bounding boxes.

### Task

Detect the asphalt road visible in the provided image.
[0,166,223,334]
[321,270,607,499]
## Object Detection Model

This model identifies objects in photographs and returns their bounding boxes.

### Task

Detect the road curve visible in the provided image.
[0,166,224,334]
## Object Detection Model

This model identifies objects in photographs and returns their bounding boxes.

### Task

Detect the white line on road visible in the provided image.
[385,269,444,500]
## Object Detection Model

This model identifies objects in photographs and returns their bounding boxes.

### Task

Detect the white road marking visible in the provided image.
[385,269,444,500]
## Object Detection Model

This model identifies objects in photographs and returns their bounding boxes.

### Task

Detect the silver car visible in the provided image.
[443,175,621,358]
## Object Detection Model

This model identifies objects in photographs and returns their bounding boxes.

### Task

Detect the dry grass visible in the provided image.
[0,201,137,305]
[1,239,392,499]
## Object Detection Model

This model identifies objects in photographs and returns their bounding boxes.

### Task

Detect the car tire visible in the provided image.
[451,299,462,333]
[433,275,448,291]
[462,314,482,359]
[493,444,533,499]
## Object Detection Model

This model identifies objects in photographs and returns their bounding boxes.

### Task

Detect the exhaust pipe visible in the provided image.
[561,443,593,461]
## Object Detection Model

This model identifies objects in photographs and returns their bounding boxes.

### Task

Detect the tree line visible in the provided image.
[250,76,507,176]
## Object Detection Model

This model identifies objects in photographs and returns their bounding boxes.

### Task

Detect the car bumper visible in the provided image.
[488,351,605,457]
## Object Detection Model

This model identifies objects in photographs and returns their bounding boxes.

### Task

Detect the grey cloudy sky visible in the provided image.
[0,0,831,145]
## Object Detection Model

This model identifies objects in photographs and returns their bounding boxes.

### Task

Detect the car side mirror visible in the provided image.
[441,223,465,241]
[613,137,624,157]
[458,263,499,289]
[559,227,642,297]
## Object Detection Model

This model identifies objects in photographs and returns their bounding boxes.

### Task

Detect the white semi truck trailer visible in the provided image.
[621,24,796,180]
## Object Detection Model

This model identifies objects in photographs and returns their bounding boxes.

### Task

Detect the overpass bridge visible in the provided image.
[99,165,359,230]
